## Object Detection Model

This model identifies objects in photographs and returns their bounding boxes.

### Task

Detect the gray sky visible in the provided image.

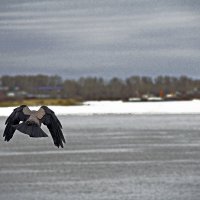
[0,0,200,79]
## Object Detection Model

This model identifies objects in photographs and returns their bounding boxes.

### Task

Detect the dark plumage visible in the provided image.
[3,105,66,148]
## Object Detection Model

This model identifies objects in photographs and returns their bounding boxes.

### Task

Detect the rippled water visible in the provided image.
[1,114,200,200]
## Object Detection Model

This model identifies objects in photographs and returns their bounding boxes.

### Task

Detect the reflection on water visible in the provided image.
[0,114,200,200]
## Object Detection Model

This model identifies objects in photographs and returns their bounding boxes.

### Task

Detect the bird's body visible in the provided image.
[3,105,66,148]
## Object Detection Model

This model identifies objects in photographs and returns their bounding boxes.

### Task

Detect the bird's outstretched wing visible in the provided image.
[3,105,30,141]
[40,106,66,148]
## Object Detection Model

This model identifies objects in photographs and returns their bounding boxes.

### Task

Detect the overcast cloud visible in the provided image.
[0,0,200,78]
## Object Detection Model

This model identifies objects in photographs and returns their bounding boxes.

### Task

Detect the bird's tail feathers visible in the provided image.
[13,123,48,138]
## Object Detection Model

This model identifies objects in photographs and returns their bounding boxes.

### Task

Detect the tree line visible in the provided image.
[0,75,200,100]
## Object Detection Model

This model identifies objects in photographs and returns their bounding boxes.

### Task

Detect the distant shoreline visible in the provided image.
[0,98,81,107]
[0,98,198,107]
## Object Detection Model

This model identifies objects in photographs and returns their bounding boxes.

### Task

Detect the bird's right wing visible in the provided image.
[3,105,30,141]
[40,106,66,148]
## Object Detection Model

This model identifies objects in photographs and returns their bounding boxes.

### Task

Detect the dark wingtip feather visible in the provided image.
[41,105,66,148]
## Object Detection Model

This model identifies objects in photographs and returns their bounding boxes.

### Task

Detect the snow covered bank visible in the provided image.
[0,100,200,116]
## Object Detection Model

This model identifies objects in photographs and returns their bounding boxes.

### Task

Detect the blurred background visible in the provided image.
[0,0,200,106]
[0,75,200,106]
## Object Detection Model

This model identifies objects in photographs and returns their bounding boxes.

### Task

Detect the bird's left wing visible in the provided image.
[3,105,30,141]
[39,106,66,148]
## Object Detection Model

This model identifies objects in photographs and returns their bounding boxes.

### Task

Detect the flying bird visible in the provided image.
[3,105,66,148]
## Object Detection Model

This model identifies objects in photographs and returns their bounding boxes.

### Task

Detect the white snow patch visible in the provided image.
[0,100,200,116]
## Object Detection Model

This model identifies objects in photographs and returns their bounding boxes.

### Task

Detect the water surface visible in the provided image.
[0,114,200,200]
